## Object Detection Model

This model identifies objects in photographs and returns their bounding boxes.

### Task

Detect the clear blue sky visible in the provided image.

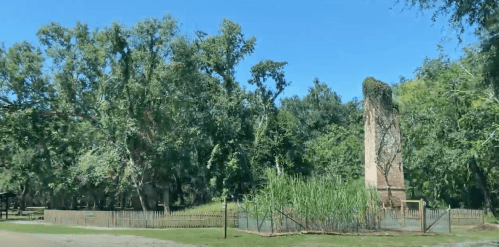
[0,0,479,103]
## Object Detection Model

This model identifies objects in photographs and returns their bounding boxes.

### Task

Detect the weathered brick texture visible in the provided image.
[364,78,406,208]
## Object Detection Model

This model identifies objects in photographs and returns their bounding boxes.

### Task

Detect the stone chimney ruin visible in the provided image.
[363,77,406,208]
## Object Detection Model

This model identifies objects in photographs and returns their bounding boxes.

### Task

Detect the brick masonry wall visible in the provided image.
[364,87,407,207]
[364,100,377,188]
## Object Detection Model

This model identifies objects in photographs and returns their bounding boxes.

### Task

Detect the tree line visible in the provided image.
[1,1,498,215]
[0,16,363,211]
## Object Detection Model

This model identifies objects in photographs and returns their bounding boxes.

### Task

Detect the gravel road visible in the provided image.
[0,230,201,247]
[427,241,499,247]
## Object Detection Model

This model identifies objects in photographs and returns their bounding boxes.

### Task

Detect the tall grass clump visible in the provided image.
[243,169,381,232]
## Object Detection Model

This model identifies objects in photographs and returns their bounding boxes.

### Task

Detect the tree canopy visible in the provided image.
[0,12,497,216]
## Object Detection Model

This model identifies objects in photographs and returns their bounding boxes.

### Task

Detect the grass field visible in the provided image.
[179,202,239,214]
[0,215,39,221]
[0,220,498,247]
[485,215,499,224]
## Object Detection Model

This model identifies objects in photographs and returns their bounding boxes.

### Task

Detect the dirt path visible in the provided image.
[0,230,200,247]
[428,241,499,247]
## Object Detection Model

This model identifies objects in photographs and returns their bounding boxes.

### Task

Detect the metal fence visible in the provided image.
[44,207,484,232]
[237,207,383,233]
[44,210,237,228]
[425,208,451,233]
[380,207,452,233]
[236,207,467,234]
[379,208,423,232]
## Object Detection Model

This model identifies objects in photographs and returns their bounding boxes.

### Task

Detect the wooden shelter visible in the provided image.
[0,192,16,220]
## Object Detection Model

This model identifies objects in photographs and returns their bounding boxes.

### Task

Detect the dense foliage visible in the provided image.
[394,47,499,214]
[0,9,497,216]
[0,16,363,211]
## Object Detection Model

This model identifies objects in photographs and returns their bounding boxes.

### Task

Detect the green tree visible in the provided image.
[304,123,364,180]
[394,48,499,214]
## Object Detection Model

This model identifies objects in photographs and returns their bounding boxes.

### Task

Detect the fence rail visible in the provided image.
[44,210,237,228]
[237,207,385,233]
[397,208,483,225]
[237,207,485,234]
[44,207,484,231]
[450,209,484,225]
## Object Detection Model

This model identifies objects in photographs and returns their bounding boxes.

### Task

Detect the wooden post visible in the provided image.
[256,201,259,232]
[401,201,405,227]
[224,200,228,237]
[448,209,451,233]
[423,201,427,233]
[5,197,8,220]
[306,206,309,230]
[482,210,485,224]
[419,199,423,232]
[420,199,426,233]
[270,205,274,234]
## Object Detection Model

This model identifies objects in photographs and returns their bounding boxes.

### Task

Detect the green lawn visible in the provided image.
[178,202,239,214]
[0,215,40,221]
[485,215,499,224]
[0,221,498,247]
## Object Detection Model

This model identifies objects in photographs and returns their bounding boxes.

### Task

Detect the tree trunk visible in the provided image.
[49,192,57,209]
[109,193,116,211]
[99,197,106,210]
[163,189,170,213]
[120,192,126,210]
[126,147,149,212]
[70,195,78,210]
[92,194,104,210]
[469,158,498,217]
[19,185,27,211]
[136,187,150,212]
[275,156,281,176]
[146,184,157,210]
[176,174,184,206]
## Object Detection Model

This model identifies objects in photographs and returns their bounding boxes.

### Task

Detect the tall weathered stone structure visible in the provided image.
[363,77,406,208]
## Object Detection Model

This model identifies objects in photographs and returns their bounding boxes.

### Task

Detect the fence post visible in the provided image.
[420,199,426,233]
[419,199,423,232]
[481,211,485,224]
[270,205,274,235]
[256,201,259,233]
[401,201,405,227]
[224,198,227,239]
[285,208,288,232]
[448,209,451,233]
[457,209,460,225]
[306,207,309,230]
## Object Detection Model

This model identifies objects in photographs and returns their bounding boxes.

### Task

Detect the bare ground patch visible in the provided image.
[470,224,499,231]
[236,228,440,237]
[0,230,200,247]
